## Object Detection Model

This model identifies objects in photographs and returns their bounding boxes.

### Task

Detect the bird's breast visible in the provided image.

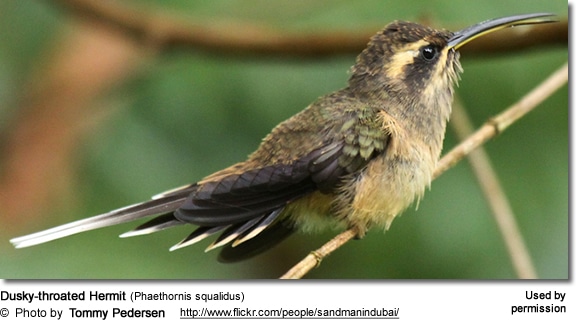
[340,132,438,234]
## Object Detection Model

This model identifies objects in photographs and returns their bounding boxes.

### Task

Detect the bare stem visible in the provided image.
[281,62,568,279]
[52,0,566,58]
[450,97,537,279]
[280,229,357,279]
[434,62,568,177]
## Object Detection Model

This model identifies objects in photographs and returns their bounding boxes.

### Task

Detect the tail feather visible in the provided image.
[232,207,284,247]
[10,178,299,261]
[205,215,264,251]
[218,220,295,263]
[120,213,185,238]
[169,226,225,251]
[10,195,186,249]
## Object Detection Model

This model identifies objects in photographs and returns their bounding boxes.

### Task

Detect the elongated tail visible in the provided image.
[10,193,188,249]
[10,136,349,260]
[10,183,296,262]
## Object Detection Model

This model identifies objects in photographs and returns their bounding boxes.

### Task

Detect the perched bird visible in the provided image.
[11,13,555,262]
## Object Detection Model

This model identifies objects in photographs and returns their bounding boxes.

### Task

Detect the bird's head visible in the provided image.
[348,13,556,110]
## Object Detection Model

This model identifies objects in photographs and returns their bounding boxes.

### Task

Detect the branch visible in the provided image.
[52,0,566,58]
[280,229,357,279]
[449,97,537,279]
[280,62,568,279]
[434,62,568,178]
[51,0,369,57]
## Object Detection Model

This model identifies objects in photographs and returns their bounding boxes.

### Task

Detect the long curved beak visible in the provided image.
[448,13,557,50]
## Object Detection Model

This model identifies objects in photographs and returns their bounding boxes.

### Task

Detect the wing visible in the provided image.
[166,103,391,260]
[165,140,353,258]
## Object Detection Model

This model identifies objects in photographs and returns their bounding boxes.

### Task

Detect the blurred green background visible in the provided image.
[0,0,567,279]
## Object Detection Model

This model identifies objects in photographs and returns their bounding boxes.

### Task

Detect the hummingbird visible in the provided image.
[11,13,555,262]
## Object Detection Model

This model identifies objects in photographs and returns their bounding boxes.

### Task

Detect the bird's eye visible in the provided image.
[420,45,438,61]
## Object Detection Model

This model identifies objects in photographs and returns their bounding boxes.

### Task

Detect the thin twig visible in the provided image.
[280,229,357,279]
[434,62,568,178]
[280,62,568,279]
[450,96,537,279]
[52,0,566,58]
